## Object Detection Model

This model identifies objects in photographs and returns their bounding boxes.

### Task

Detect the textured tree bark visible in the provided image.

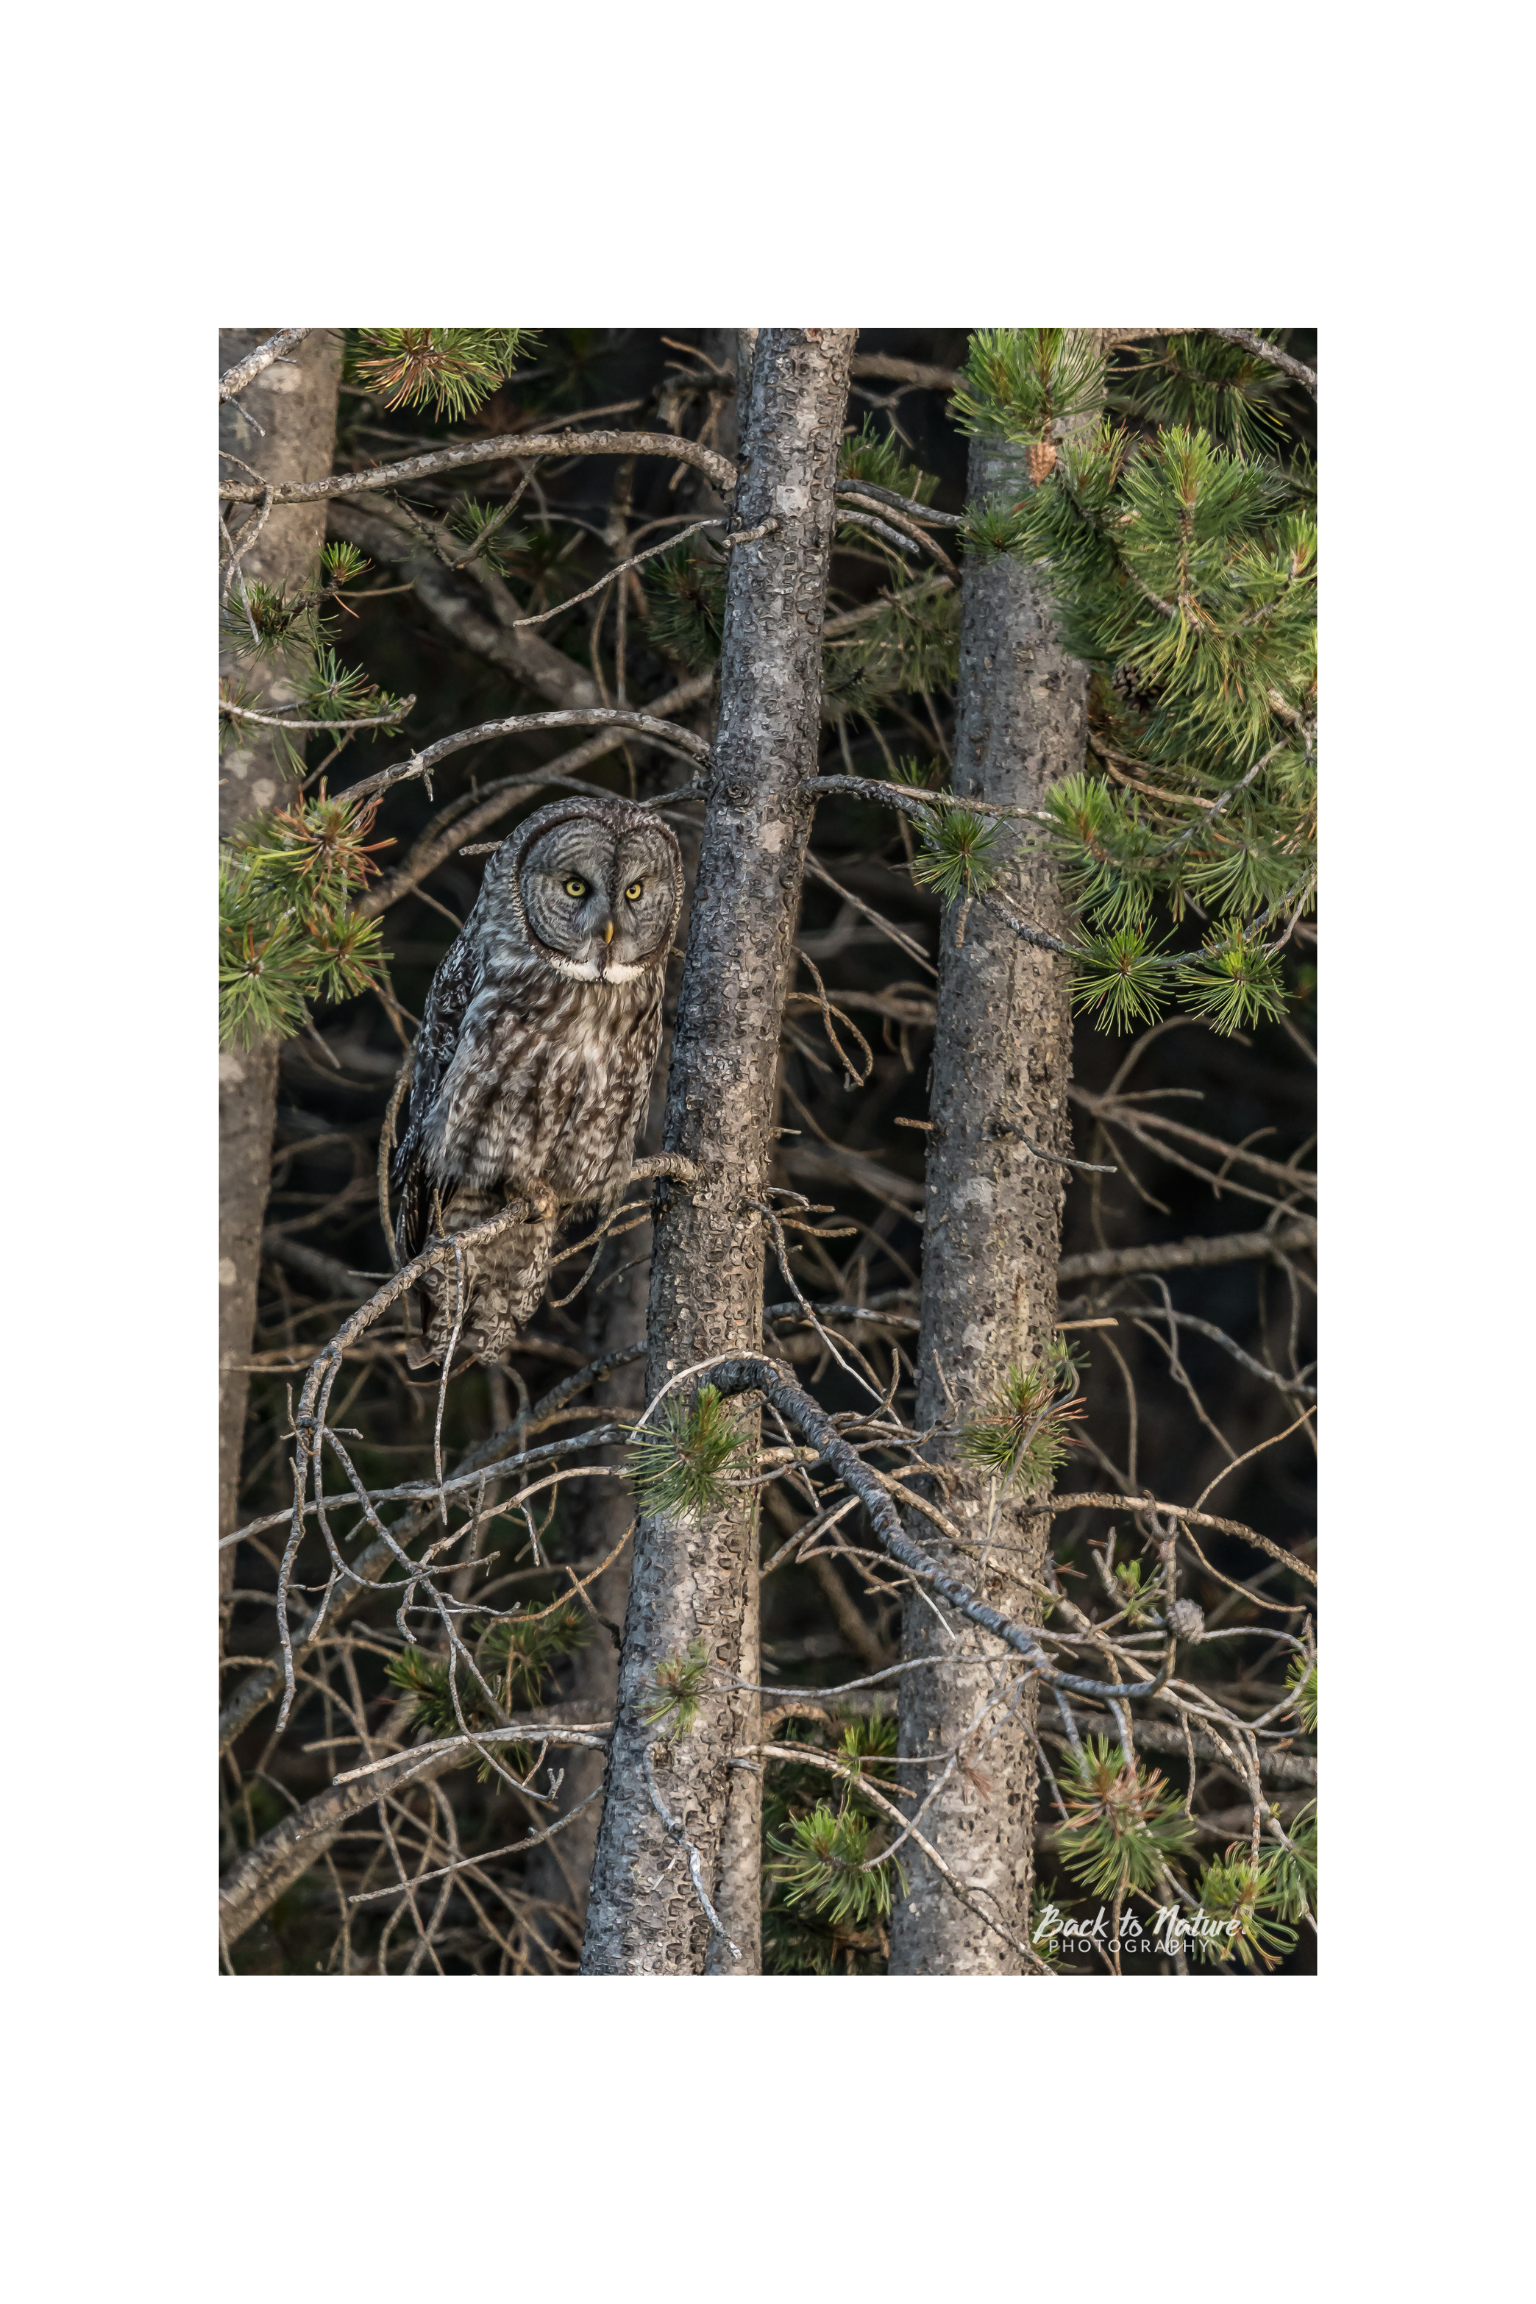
[527,335,751,1963]
[218,330,344,1616]
[887,428,1088,1976]
[581,328,854,1976]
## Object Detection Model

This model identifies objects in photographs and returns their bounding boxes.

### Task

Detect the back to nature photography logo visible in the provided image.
[1035,1902,1241,1958]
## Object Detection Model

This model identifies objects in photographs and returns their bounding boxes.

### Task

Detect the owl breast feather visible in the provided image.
[426,964,662,1210]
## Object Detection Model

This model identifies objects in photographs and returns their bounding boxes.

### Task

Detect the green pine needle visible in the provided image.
[1071,927,1172,1033]
[821,577,960,723]
[348,328,539,423]
[481,1602,593,1711]
[837,416,938,504]
[909,801,1002,904]
[955,327,1106,450]
[961,1351,1085,1493]
[442,496,524,579]
[766,1804,904,1929]
[1114,331,1294,462]
[644,542,727,670]
[952,332,1317,1007]
[1191,1852,1298,1971]
[641,1637,710,1738]
[1263,1804,1318,1923]
[1182,918,1288,1033]
[1286,1653,1318,1733]
[219,793,394,1047]
[1057,1738,1195,1898]
[628,1385,748,1520]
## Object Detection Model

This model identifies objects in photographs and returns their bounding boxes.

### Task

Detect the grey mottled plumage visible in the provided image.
[392,796,682,1366]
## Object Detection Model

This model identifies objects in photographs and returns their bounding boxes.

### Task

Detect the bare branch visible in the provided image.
[219,329,312,401]
[1057,1217,1316,1284]
[218,427,738,506]
[340,709,712,807]
[1206,329,1318,396]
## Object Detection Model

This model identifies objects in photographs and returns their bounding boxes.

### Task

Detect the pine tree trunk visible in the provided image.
[218,330,344,1618]
[580,328,854,1975]
[886,428,1087,1975]
[524,338,746,1962]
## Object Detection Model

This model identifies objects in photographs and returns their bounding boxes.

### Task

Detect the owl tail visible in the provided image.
[407,1185,561,1367]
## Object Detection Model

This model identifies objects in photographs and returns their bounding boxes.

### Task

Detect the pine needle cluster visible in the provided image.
[641,1637,710,1738]
[347,329,539,423]
[953,328,1105,455]
[766,1804,903,1929]
[481,1602,594,1712]
[1113,330,1302,464]
[384,1606,592,1776]
[961,1337,1087,1493]
[219,542,372,666]
[763,1710,906,1970]
[907,792,1003,905]
[440,496,525,579]
[1111,1557,1160,1626]
[220,544,409,1063]
[218,790,393,1046]
[1190,1850,1298,1971]
[956,329,1316,1035]
[1056,1737,1196,1898]
[627,1385,749,1520]
[1286,1651,1318,1731]
[837,415,940,504]
[384,1603,594,1778]
[644,541,727,671]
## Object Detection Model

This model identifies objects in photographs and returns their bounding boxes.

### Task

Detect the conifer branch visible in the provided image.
[1057,1216,1316,1282]
[838,494,959,572]
[219,328,312,400]
[809,773,1046,824]
[848,353,963,394]
[1207,330,1317,396]
[679,1355,1175,1701]
[1037,1493,1316,1583]
[220,697,415,733]
[832,508,916,559]
[834,477,967,528]
[218,427,738,505]
[340,708,713,806]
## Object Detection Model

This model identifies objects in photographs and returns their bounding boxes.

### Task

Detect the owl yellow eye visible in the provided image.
[564,877,588,899]
[624,880,644,902]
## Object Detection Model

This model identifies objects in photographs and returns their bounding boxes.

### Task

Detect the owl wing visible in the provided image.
[392,931,482,1264]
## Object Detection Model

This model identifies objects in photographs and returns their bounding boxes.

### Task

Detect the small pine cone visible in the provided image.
[1027,439,1058,485]
[1167,1598,1205,1641]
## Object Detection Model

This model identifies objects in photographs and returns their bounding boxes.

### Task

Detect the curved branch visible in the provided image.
[217,1703,610,1947]
[1037,1490,1317,1586]
[341,710,712,806]
[219,427,738,506]
[701,1355,1172,1701]
[1207,329,1317,397]
[355,683,717,919]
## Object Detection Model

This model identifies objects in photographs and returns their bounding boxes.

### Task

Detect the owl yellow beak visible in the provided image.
[602,918,615,945]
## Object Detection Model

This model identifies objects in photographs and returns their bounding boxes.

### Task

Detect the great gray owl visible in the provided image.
[391,795,683,1368]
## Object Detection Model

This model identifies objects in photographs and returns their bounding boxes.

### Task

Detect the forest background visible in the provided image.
[217,324,1318,1978]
